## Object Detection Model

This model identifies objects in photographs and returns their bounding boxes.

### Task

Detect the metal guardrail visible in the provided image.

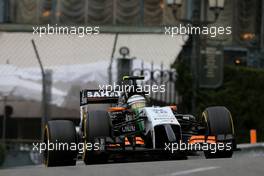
[237,143,264,149]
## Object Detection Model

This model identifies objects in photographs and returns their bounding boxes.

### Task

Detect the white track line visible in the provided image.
[160,166,220,176]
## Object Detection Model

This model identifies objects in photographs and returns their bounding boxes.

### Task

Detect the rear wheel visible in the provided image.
[83,111,111,164]
[202,106,235,158]
[44,120,77,167]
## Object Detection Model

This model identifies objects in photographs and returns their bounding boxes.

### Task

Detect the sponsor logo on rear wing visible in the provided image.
[80,89,121,106]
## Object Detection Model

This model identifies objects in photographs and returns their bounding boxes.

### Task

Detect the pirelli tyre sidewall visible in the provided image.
[44,120,77,167]
[202,106,235,158]
[83,111,111,164]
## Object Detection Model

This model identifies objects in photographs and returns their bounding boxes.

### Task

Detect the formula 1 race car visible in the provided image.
[43,76,236,167]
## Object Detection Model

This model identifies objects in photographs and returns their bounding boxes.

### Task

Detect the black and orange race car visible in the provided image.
[43,76,236,167]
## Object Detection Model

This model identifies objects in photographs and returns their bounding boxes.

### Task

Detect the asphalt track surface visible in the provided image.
[1,151,263,176]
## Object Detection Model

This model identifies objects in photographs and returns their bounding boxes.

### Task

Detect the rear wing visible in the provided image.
[80,89,121,106]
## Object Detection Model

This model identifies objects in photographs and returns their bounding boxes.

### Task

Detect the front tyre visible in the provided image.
[202,106,235,158]
[43,120,77,167]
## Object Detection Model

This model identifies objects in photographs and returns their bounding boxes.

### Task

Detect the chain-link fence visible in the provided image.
[0,30,185,139]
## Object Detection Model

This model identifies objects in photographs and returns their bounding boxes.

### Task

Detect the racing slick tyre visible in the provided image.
[202,106,235,159]
[83,111,111,165]
[43,120,77,167]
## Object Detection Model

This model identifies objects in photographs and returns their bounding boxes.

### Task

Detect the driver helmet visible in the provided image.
[127,95,146,111]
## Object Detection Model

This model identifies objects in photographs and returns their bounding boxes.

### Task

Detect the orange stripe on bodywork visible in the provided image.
[125,137,130,145]
[108,107,127,112]
[188,135,216,144]
[108,137,145,147]
[135,137,145,145]
[206,140,216,144]
[124,137,145,145]
[108,144,121,147]
[189,135,205,144]
[207,136,216,140]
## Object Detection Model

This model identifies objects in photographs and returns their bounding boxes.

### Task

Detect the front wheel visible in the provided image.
[201,106,235,158]
[43,120,77,167]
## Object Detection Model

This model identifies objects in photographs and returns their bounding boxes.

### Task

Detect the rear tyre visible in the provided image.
[44,120,77,167]
[202,106,235,158]
[83,111,111,164]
